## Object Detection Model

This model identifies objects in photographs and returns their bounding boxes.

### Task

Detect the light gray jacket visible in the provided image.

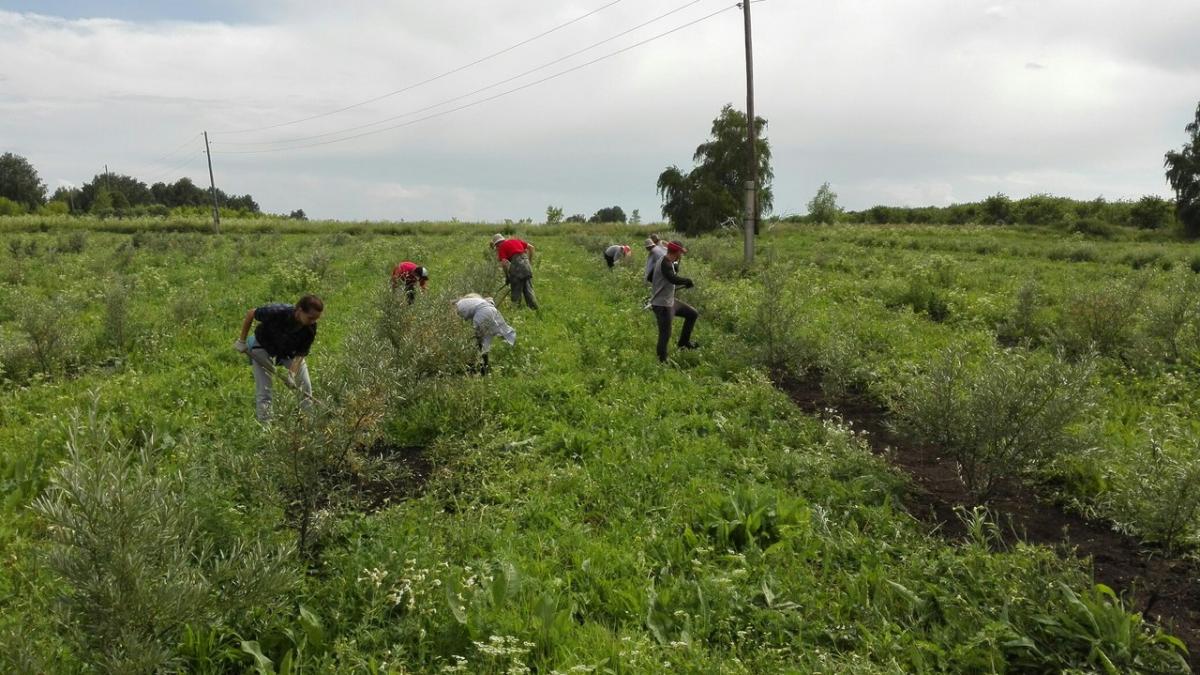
[650,255,692,307]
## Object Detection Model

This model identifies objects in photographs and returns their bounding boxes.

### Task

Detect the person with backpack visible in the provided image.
[649,241,699,362]
[491,234,538,309]
[603,244,632,269]
[453,293,517,375]
[390,261,429,304]
[233,294,323,422]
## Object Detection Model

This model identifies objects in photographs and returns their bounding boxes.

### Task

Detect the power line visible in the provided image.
[212,0,627,135]
[213,4,739,155]
[214,0,708,149]
[145,150,207,184]
[146,132,203,166]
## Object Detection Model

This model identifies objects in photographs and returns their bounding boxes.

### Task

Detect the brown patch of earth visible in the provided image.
[351,439,433,513]
[774,372,1200,670]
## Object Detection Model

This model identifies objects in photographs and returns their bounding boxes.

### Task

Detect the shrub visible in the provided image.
[1129,195,1175,230]
[1121,248,1168,270]
[16,294,77,377]
[266,321,405,556]
[891,347,1096,501]
[40,200,70,216]
[1142,271,1200,363]
[1015,194,1072,226]
[982,193,1013,224]
[0,195,25,216]
[268,260,322,298]
[997,280,1048,346]
[32,413,296,672]
[886,259,955,322]
[102,278,135,353]
[1052,280,1143,360]
[376,287,478,381]
[1069,217,1116,238]
[748,258,803,370]
[55,231,87,254]
[1105,418,1200,553]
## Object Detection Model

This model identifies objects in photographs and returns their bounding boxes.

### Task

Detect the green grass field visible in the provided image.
[0,219,1196,673]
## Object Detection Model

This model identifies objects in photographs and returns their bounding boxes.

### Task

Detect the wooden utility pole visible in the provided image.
[204,131,220,233]
[741,0,757,267]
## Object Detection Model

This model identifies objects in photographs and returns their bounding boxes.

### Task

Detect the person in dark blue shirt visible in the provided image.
[233,295,323,422]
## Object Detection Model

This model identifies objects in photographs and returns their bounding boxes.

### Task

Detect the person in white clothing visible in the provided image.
[453,294,517,375]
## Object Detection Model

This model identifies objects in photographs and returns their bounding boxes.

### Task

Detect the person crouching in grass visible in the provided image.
[234,294,323,422]
[453,293,516,376]
[390,260,429,304]
[603,244,631,269]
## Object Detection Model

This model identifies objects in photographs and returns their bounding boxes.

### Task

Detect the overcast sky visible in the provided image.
[1,0,1198,221]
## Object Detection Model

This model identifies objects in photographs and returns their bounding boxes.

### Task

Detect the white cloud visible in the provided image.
[1,0,1198,218]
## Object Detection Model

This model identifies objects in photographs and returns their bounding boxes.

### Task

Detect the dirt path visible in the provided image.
[774,373,1200,670]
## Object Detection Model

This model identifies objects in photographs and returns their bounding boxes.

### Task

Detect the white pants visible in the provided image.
[250,348,312,422]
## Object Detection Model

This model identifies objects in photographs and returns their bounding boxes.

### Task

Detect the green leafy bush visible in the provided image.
[891,347,1096,501]
[997,280,1049,346]
[1105,417,1200,552]
[1052,280,1143,361]
[32,412,295,673]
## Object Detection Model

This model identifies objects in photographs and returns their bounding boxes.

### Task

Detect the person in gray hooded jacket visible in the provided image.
[649,241,698,362]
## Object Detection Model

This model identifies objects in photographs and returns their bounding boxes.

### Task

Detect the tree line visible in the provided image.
[792,187,1180,235]
[0,152,293,219]
[657,101,1200,238]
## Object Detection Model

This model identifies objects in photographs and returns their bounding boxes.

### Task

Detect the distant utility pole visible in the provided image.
[104,164,110,191]
[204,131,220,234]
[741,0,758,267]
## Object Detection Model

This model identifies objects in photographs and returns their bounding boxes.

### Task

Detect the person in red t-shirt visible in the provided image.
[390,261,429,304]
[490,234,538,309]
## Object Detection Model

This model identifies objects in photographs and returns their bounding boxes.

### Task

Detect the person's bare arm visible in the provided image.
[239,309,255,340]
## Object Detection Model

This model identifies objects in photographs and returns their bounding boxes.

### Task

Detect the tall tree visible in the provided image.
[0,152,47,208]
[589,206,626,223]
[78,173,153,212]
[1165,102,1200,237]
[807,182,842,224]
[656,105,772,234]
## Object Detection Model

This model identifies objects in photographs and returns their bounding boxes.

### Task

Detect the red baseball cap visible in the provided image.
[667,241,687,254]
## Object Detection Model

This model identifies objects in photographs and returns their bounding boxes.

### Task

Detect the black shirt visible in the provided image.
[253,304,317,360]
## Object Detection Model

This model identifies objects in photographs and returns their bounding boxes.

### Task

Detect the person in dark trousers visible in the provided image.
[603,244,631,268]
[491,233,538,309]
[233,294,323,422]
[649,241,698,362]
[390,261,429,304]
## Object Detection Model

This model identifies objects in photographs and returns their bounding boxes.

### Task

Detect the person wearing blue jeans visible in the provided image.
[234,295,323,422]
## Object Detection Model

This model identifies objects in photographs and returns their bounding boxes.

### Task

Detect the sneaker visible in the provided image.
[678,341,700,350]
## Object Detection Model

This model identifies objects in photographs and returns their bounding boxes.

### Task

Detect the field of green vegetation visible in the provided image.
[0,218,1196,673]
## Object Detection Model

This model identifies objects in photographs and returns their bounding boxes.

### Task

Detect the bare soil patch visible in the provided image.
[774,372,1200,669]
[350,440,433,513]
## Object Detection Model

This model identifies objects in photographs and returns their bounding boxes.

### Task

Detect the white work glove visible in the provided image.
[233,339,248,354]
